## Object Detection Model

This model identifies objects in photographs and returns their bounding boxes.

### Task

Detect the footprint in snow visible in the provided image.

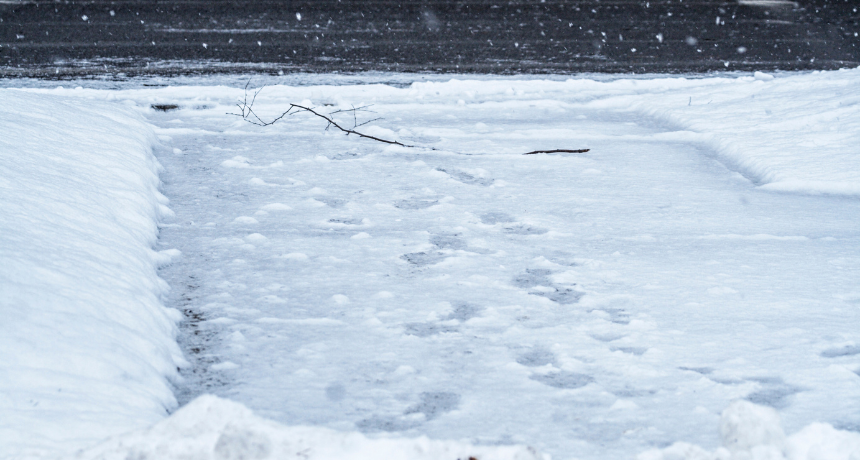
[512,269,554,289]
[401,234,489,267]
[534,288,584,305]
[679,366,714,375]
[481,212,549,235]
[429,234,468,250]
[588,307,630,324]
[503,224,549,235]
[403,303,483,337]
[429,233,493,255]
[744,377,802,409]
[328,217,365,226]
[530,371,594,389]
[480,212,516,225]
[403,322,458,337]
[400,251,448,267]
[610,346,648,356]
[820,344,860,358]
[443,302,483,321]
[404,392,460,421]
[435,167,494,186]
[394,198,439,210]
[317,197,348,208]
[356,392,461,433]
[513,269,584,305]
[479,212,547,234]
[516,347,558,367]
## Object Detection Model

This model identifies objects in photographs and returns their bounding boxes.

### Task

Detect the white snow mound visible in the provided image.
[0,89,184,458]
[638,400,860,460]
[74,395,542,460]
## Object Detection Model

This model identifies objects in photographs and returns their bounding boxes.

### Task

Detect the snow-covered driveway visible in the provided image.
[3,71,859,460]
[143,75,860,459]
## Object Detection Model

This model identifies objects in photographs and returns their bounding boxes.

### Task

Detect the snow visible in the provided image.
[2,68,860,459]
[0,90,184,458]
[626,71,860,196]
[73,394,541,460]
[639,400,860,460]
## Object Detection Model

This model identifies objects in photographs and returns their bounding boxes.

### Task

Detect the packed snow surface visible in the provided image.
[74,394,541,460]
[0,90,185,458]
[71,397,860,460]
[3,68,860,459]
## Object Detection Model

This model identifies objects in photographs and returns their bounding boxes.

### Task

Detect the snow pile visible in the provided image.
[629,69,860,196]
[638,400,860,460]
[74,394,541,460]
[0,90,184,458]
[406,69,860,196]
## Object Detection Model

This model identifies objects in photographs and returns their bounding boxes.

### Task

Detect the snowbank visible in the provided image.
[406,68,860,196]
[73,395,541,460]
[0,90,184,458]
[638,400,860,460]
[69,396,860,460]
[627,69,860,196]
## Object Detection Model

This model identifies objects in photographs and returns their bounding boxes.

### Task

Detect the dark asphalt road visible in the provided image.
[1,0,858,77]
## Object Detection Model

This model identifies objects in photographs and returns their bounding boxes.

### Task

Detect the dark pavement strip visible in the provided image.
[1,0,858,77]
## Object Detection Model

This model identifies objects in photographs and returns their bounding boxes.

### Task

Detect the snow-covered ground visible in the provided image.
[2,69,860,460]
[0,90,184,457]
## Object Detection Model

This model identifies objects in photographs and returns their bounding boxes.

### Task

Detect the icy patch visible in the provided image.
[75,395,541,460]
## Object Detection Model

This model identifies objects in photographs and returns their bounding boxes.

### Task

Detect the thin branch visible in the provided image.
[522,149,590,155]
[355,117,383,128]
[329,104,375,115]
[288,103,413,147]
[227,81,589,156]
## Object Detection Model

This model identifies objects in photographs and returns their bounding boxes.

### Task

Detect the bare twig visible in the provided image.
[523,149,590,155]
[288,103,414,147]
[229,88,424,148]
[228,82,589,156]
